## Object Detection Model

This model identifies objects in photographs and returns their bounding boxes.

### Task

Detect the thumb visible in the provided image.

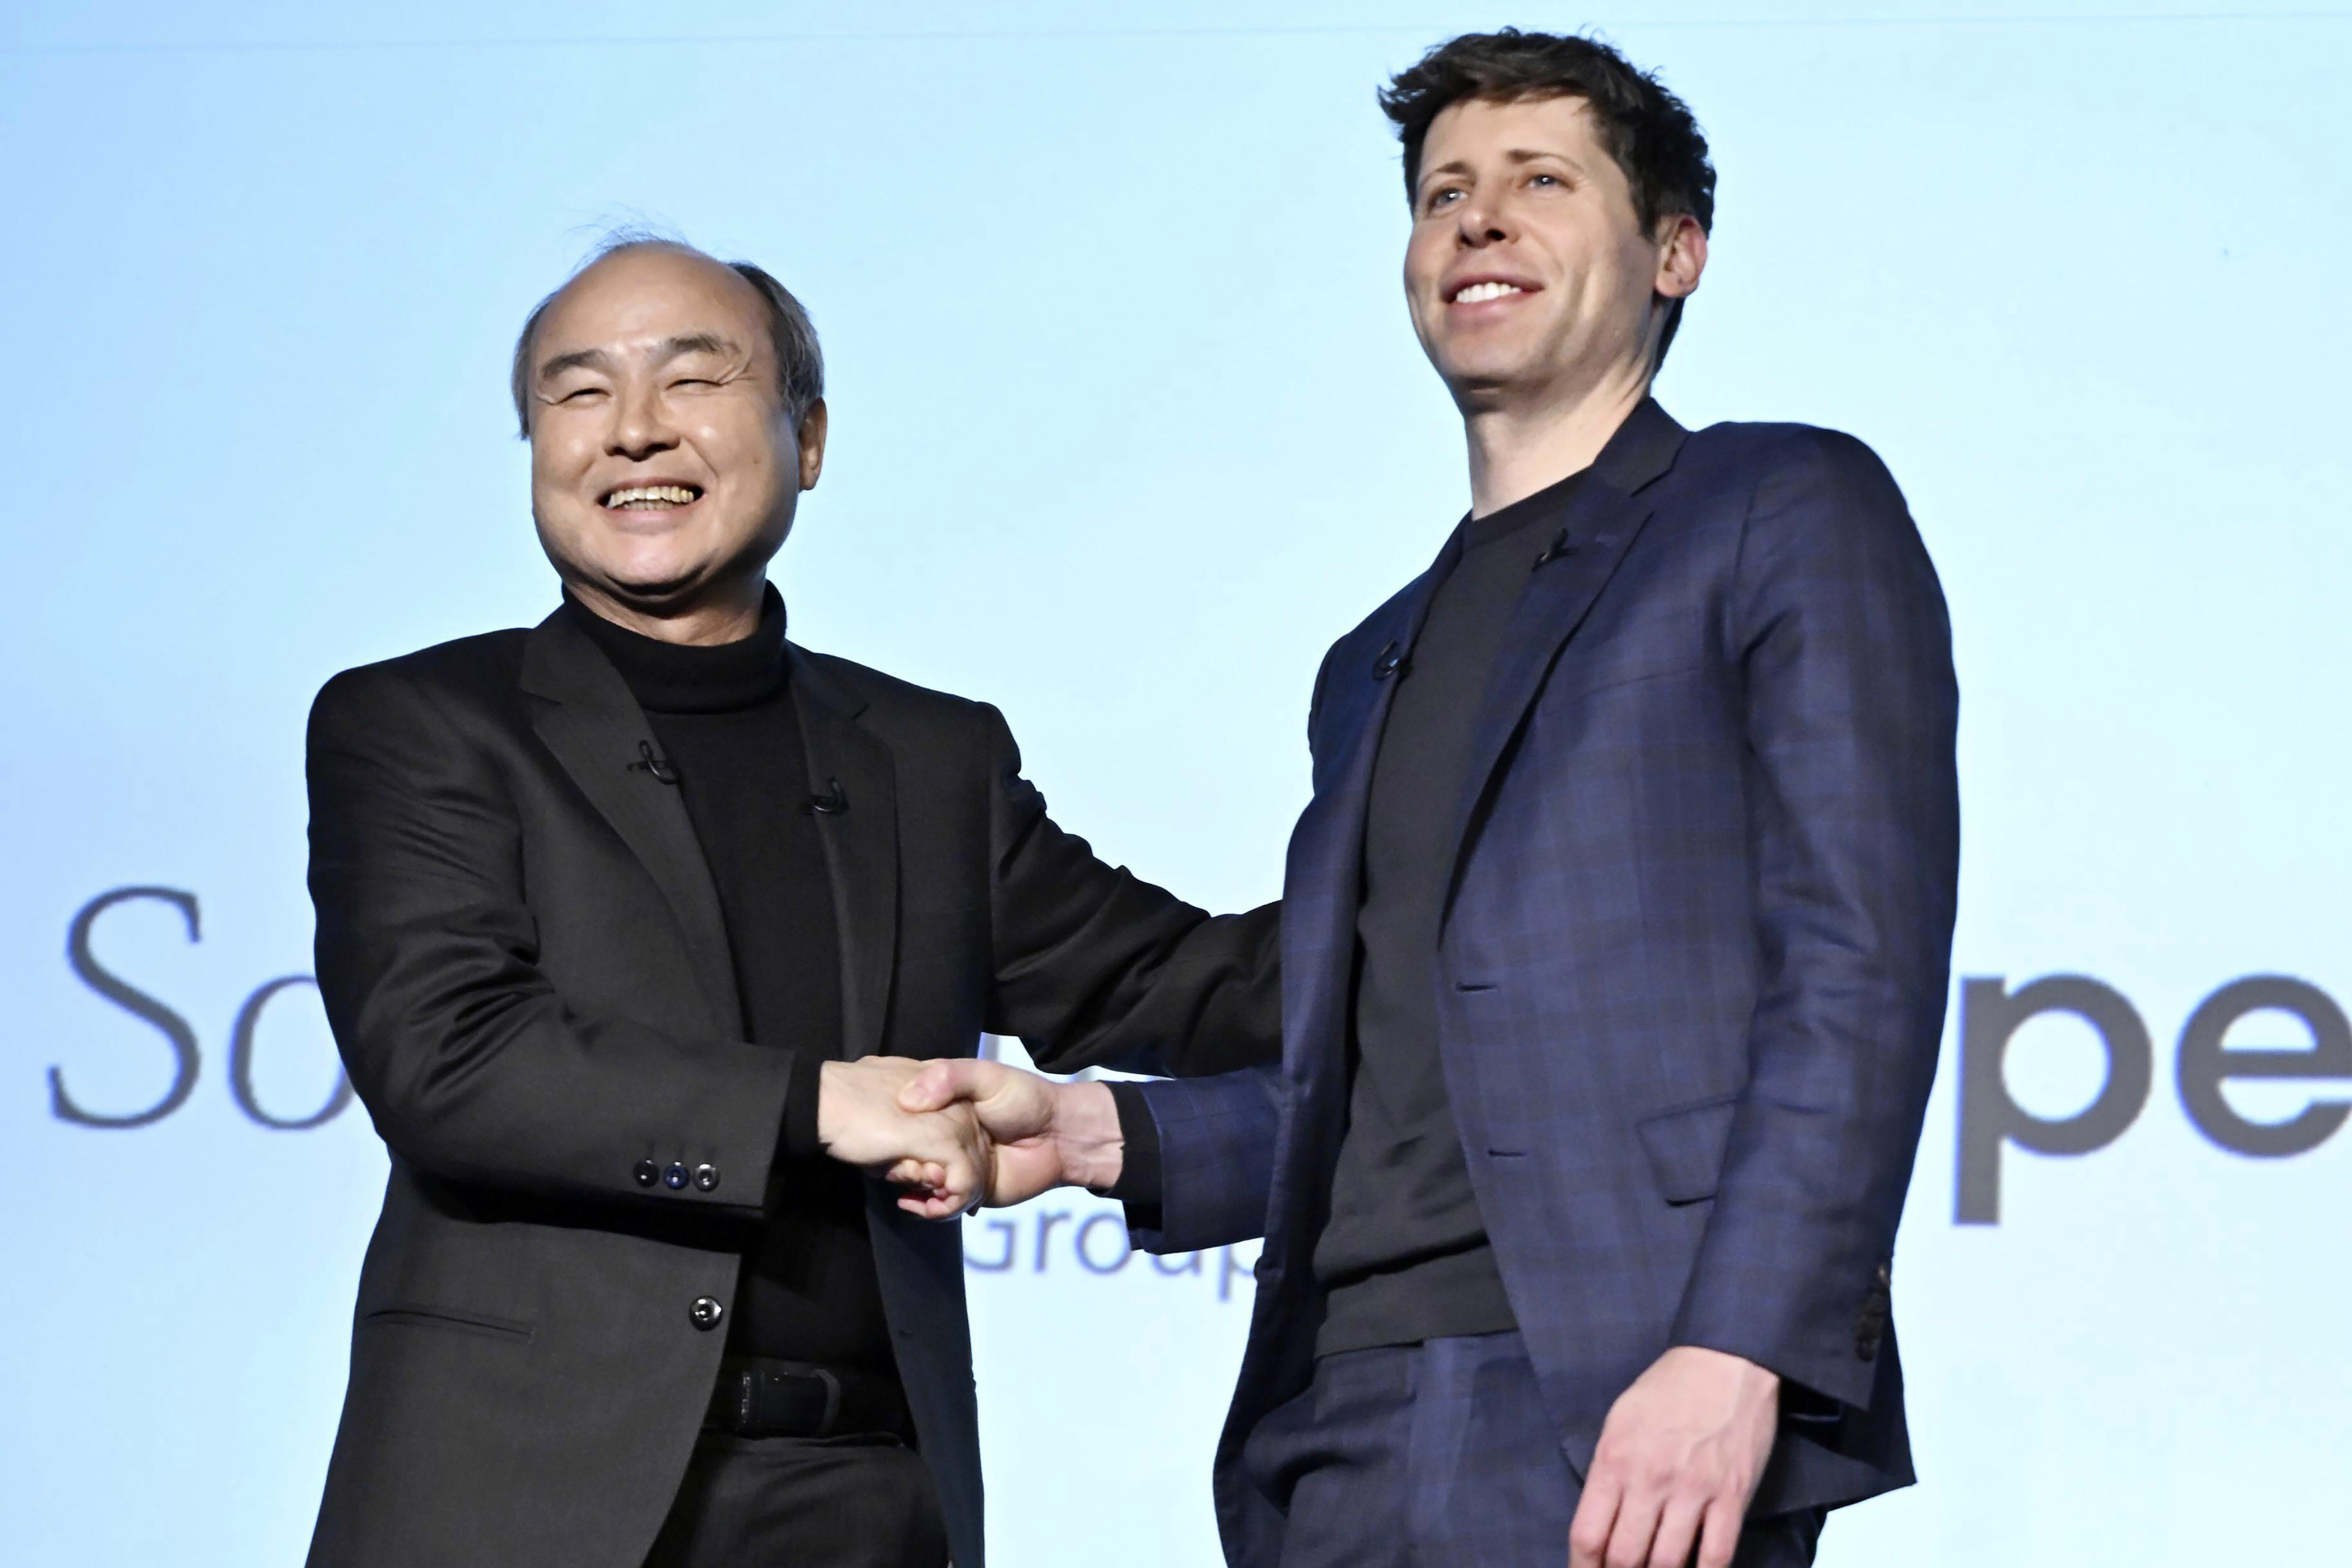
[898,1057,982,1113]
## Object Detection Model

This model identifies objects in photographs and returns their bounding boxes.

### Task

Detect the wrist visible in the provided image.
[813,1061,838,1133]
[1052,1080,1125,1191]
[812,1060,860,1154]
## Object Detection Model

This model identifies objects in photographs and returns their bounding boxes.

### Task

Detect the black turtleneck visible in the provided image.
[563,588,894,1377]
[1310,466,1590,1357]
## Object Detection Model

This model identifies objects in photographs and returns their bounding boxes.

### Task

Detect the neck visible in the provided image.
[564,574,768,646]
[1460,362,1651,518]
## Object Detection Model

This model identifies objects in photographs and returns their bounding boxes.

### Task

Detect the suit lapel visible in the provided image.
[521,611,742,1040]
[1440,399,1690,921]
[789,647,899,1062]
[1281,548,1454,1126]
[1321,544,1455,796]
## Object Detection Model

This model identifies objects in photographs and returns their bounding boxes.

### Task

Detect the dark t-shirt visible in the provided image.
[566,590,895,1376]
[1310,468,1588,1357]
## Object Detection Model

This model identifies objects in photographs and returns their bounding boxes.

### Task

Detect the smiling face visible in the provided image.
[1403,94,1704,414]
[525,245,824,636]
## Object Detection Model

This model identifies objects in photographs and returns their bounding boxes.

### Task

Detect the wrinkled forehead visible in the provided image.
[534,247,773,372]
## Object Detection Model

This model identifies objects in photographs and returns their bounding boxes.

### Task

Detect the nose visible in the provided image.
[1455,187,1514,249]
[607,379,680,462]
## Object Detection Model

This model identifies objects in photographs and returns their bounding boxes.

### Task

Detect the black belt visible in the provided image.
[704,1356,911,1440]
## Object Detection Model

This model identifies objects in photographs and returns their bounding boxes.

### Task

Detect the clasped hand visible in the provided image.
[817,1056,1110,1220]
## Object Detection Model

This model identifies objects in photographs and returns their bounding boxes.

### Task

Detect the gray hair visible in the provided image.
[508,229,824,437]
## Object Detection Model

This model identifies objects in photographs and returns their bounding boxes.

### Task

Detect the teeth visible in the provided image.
[1453,281,1525,304]
[604,485,700,509]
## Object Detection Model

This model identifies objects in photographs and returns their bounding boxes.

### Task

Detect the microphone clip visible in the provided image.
[1532,528,1579,570]
[629,740,681,786]
[806,778,849,816]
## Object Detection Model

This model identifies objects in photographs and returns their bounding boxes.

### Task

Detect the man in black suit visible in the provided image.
[302,237,1276,1568]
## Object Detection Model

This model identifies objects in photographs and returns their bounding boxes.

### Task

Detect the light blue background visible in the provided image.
[4,2,2347,1563]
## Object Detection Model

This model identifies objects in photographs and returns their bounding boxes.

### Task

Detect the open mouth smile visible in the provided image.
[601,484,705,511]
[1443,273,1541,307]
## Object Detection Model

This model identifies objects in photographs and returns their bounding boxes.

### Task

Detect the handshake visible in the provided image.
[812,1056,1123,1220]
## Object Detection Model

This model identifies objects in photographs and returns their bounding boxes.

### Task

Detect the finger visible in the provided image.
[898,1058,982,1113]
[1646,1492,1706,1568]
[934,1139,984,1218]
[1602,1486,1661,1568]
[882,1158,927,1188]
[896,1187,964,1221]
[1567,1471,1620,1568]
[900,1163,967,1218]
[1692,1496,1744,1568]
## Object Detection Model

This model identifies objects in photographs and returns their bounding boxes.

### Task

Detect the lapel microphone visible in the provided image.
[629,740,681,786]
[1532,528,1579,570]
[806,778,849,816]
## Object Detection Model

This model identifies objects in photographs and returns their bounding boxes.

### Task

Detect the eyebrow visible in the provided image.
[537,345,610,382]
[1418,147,1588,194]
[535,333,744,384]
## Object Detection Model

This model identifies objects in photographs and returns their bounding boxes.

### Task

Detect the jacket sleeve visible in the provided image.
[976,701,1281,1079]
[306,663,799,1217]
[1667,430,1959,1410]
[1116,1067,1283,1253]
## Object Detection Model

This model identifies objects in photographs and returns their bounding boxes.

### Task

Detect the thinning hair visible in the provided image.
[508,228,824,437]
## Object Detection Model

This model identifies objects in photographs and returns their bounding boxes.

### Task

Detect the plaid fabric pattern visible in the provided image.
[1229,1331,1822,1568]
[1138,403,1958,1562]
[1123,1066,1281,1253]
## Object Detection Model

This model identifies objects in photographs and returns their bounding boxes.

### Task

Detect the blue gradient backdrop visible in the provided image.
[3,3,2347,1563]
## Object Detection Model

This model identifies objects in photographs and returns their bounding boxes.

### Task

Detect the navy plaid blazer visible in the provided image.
[1129,399,1959,1561]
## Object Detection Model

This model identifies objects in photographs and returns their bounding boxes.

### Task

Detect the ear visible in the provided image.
[1654,213,1707,302]
[795,398,829,491]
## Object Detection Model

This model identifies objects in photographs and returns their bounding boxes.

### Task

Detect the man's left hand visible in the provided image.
[1566,1345,1779,1568]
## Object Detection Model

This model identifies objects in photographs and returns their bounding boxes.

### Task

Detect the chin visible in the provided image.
[592,555,714,604]
[1440,352,1550,402]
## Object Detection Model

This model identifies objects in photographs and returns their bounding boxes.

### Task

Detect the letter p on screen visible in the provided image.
[1956,975,2153,1225]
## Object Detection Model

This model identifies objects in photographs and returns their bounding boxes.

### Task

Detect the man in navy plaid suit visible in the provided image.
[904,29,1956,1568]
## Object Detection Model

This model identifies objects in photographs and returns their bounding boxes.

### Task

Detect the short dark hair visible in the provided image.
[508,231,824,438]
[1380,29,1716,364]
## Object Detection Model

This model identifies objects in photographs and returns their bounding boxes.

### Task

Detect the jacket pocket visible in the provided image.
[1634,1094,1738,1205]
[361,1303,537,1345]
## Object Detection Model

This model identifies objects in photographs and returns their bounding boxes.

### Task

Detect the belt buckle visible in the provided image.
[805,1366,843,1437]
[717,1360,851,1437]
[753,1363,844,1437]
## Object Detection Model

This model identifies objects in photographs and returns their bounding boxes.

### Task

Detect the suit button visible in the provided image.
[689,1296,724,1332]
[664,1162,688,1190]
[693,1163,720,1192]
[633,1159,660,1188]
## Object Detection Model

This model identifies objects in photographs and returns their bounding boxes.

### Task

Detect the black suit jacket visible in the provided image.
[302,606,1276,1568]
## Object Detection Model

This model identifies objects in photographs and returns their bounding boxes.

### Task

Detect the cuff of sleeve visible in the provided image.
[780,1050,824,1161]
[1101,1080,1164,1219]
